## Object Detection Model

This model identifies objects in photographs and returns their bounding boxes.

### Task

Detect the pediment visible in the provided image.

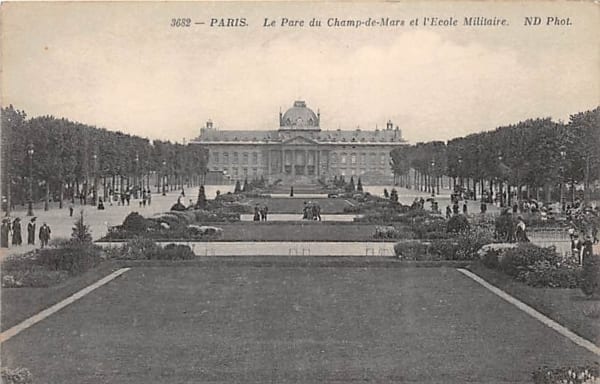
[281,136,319,145]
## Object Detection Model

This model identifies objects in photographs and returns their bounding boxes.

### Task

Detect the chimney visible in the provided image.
[386,120,393,130]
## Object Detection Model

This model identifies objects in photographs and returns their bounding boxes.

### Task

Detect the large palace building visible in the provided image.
[191,100,406,184]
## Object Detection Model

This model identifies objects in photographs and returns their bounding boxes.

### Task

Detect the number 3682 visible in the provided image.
[171,18,191,27]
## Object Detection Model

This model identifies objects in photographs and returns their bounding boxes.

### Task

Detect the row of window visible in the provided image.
[211,152,264,165]
[211,151,389,166]
[331,152,387,165]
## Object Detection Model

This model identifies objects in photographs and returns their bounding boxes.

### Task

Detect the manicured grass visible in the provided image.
[2,266,597,383]
[0,261,121,331]
[468,262,600,345]
[242,197,354,214]
[212,222,407,241]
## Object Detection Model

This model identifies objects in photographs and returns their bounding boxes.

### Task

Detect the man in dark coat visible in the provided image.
[39,222,51,248]
[27,217,36,245]
[11,217,22,246]
[0,219,10,248]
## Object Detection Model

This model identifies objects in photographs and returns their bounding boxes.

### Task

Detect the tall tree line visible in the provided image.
[1,105,208,214]
[391,107,600,205]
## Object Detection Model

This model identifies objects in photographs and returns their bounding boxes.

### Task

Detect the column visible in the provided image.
[317,150,320,176]
[304,150,308,176]
[291,150,296,177]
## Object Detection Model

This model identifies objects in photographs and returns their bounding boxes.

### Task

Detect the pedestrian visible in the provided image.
[39,222,51,248]
[0,219,10,248]
[69,204,74,217]
[259,206,265,221]
[571,234,583,265]
[253,206,260,221]
[263,205,268,221]
[480,201,487,214]
[446,205,452,219]
[515,216,529,242]
[27,217,36,245]
[462,202,468,215]
[147,190,152,206]
[452,201,459,215]
[11,217,22,246]
[313,204,321,221]
[97,197,105,210]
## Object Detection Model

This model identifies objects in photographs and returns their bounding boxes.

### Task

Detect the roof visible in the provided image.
[194,127,405,144]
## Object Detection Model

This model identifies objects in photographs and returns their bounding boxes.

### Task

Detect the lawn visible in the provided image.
[468,262,600,345]
[2,265,597,383]
[241,197,355,214]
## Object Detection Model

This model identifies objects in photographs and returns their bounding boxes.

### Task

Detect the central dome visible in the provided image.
[280,100,320,129]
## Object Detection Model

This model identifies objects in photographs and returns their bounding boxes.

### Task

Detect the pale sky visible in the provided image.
[1,1,598,143]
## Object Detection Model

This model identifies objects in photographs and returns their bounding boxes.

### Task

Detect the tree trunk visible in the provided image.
[44,182,50,211]
[59,181,64,209]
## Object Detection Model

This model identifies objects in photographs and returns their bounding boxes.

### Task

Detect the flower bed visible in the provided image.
[481,243,583,289]
[104,238,195,260]
[1,240,104,288]
[1,367,33,384]
[532,365,599,384]
[394,227,494,261]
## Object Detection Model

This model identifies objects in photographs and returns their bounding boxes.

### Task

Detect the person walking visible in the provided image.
[97,197,105,210]
[69,204,74,217]
[147,190,152,206]
[39,222,51,248]
[263,205,268,221]
[515,216,529,242]
[27,217,36,245]
[11,217,22,246]
[0,219,10,248]
[462,202,468,215]
[253,206,260,221]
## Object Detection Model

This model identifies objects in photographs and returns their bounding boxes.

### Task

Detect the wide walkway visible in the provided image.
[0,190,194,259]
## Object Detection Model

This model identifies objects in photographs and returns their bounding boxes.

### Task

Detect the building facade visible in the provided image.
[191,101,406,184]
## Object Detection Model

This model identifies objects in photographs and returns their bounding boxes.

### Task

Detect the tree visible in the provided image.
[196,185,207,209]
[71,210,92,243]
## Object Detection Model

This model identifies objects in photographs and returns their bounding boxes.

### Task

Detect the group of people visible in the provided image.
[302,201,321,221]
[0,217,52,249]
[253,205,269,221]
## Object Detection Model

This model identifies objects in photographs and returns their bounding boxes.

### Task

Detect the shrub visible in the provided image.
[108,240,196,260]
[499,244,558,278]
[1,367,33,384]
[170,201,187,211]
[497,243,582,288]
[37,243,103,275]
[428,239,460,260]
[122,212,149,233]
[1,241,103,288]
[71,210,92,243]
[532,365,599,384]
[581,254,600,296]
[447,214,470,233]
[393,241,429,260]
[196,185,207,209]
[454,227,494,260]
[152,244,195,260]
[110,237,163,260]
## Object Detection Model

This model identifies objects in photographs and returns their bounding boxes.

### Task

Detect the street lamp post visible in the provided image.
[27,144,34,216]
[559,147,566,213]
[134,154,139,198]
[92,153,98,206]
[430,160,436,197]
[162,160,167,196]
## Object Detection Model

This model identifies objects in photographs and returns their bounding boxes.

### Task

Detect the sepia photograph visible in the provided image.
[0,1,599,383]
